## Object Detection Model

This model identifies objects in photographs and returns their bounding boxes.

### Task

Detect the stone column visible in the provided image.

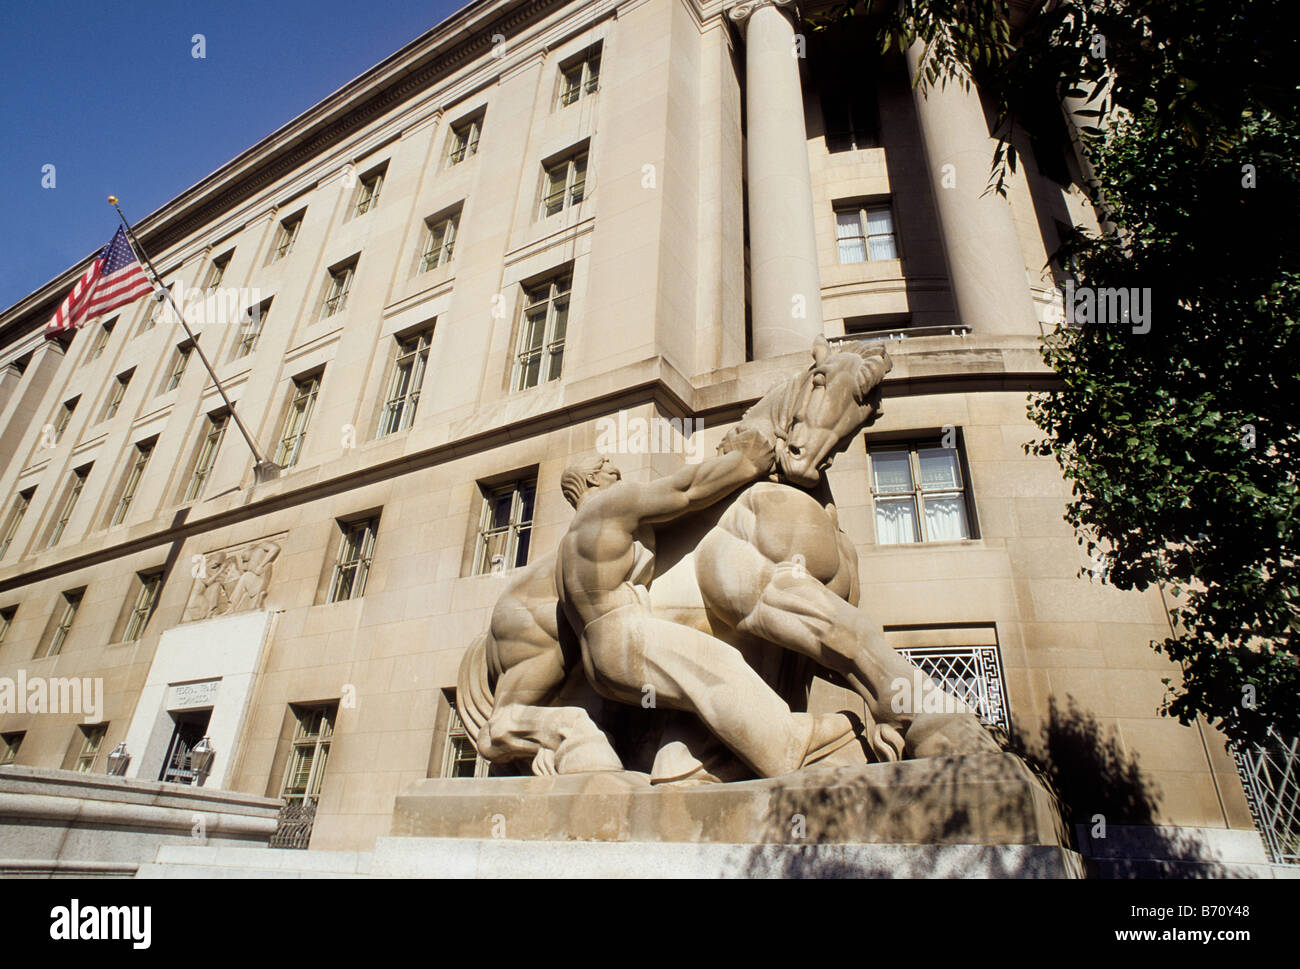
[905,43,1039,335]
[729,0,824,359]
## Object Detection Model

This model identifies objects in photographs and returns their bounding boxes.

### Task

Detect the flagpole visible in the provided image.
[107,197,282,484]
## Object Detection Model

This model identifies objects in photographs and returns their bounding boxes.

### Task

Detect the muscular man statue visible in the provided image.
[555,429,858,779]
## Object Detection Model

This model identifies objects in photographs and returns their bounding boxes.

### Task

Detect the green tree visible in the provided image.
[813,1,1299,745]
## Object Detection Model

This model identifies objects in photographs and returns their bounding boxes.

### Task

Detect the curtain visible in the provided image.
[923,496,968,541]
[875,498,918,544]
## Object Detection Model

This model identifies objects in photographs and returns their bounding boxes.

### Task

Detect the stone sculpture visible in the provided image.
[457,336,1000,782]
[182,539,282,622]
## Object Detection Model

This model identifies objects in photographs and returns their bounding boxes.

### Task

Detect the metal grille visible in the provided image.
[896,645,1010,731]
[1233,729,1300,865]
[270,801,317,849]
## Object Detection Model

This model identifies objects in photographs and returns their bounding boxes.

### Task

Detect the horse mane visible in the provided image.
[741,338,892,441]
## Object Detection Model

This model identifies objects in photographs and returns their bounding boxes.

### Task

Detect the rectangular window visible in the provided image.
[419,213,458,273]
[542,152,588,217]
[0,731,23,766]
[164,342,192,392]
[835,203,898,264]
[204,251,233,293]
[474,477,535,575]
[559,49,601,107]
[272,212,303,261]
[353,164,386,216]
[823,88,879,153]
[123,570,164,642]
[184,412,229,501]
[327,516,379,603]
[321,260,356,319]
[513,274,570,390]
[75,723,106,773]
[447,115,482,166]
[52,397,79,444]
[46,589,83,657]
[378,328,433,436]
[235,298,271,358]
[142,284,174,332]
[88,317,116,361]
[110,440,154,526]
[442,691,489,777]
[0,488,34,561]
[101,369,133,421]
[280,704,336,807]
[0,606,15,645]
[275,374,321,467]
[48,466,90,547]
[869,439,974,544]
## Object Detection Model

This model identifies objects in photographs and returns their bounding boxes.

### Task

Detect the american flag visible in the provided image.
[44,227,155,335]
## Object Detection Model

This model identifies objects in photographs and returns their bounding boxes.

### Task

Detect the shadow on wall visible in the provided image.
[1007,696,1231,879]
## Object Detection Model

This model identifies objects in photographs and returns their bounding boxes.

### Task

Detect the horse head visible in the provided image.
[729,335,891,489]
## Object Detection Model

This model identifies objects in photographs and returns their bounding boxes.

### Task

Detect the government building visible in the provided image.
[0,0,1290,876]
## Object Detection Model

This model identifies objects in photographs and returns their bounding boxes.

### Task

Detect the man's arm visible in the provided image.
[616,426,775,527]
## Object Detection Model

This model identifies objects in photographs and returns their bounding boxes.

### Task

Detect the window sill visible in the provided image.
[868,538,984,551]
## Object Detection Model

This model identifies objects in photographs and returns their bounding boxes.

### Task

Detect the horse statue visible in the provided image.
[456,335,999,780]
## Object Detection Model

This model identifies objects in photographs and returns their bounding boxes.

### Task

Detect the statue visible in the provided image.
[183,539,282,621]
[457,336,1000,781]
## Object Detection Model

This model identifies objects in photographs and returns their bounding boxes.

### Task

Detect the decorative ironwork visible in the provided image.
[1233,728,1300,866]
[270,800,317,850]
[896,645,1010,731]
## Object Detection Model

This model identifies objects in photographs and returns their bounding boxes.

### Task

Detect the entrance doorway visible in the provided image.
[159,709,211,785]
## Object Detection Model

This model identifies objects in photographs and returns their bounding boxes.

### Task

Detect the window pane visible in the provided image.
[871,450,913,493]
[923,496,969,541]
[835,210,862,239]
[875,497,919,544]
[918,447,961,491]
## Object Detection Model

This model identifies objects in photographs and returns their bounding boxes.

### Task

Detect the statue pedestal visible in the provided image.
[384,752,1083,878]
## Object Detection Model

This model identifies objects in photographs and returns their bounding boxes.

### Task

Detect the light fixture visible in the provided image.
[190,737,216,786]
[105,742,130,776]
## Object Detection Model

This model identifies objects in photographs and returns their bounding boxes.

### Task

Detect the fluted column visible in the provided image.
[905,43,1039,335]
[729,0,824,359]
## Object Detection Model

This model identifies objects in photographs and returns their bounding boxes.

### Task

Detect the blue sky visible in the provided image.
[0,0,465,311]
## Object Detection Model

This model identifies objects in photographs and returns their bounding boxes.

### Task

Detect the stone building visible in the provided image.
[0,0,1284,873]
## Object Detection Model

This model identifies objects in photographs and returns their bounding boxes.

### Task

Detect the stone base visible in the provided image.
[393,751,1073,857]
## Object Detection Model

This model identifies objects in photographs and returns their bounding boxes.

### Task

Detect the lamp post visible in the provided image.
[105,742,130,776]
[190,737,216,787]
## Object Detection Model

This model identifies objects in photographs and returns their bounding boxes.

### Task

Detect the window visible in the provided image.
[123,570,163,642]
[275,374,321,467]
[109,440,154,526]
[474,477,535,575]
[52,397,79,443]
[542,151,587,217]
[159,710,210,785]
[142,284,173,332]
[235,298,271,358]
[442,691,488,777]
[836,203,898,264]
[0,731,23,766]
[272,212,303,261]
[88,318,116,361]
[280,704,336,808]
[822,88,879,153]
[353,164,386,216]
[327,516,379,602]
[74,724,106,773]
[205,251,232,293]
[321,260,356,319]
[48,466,90,547]
[447,115,482,166]
[102,369,133,421]
[513,274,570,390]
[0,489,33,560]
[184,412,229,501]
[46,589,83,658]
[164,343,192,392]
[419,212,458,273]
[0,605,14,644]
[869,439,974,544]
[559,49,601,107]
[378,328,432,436]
